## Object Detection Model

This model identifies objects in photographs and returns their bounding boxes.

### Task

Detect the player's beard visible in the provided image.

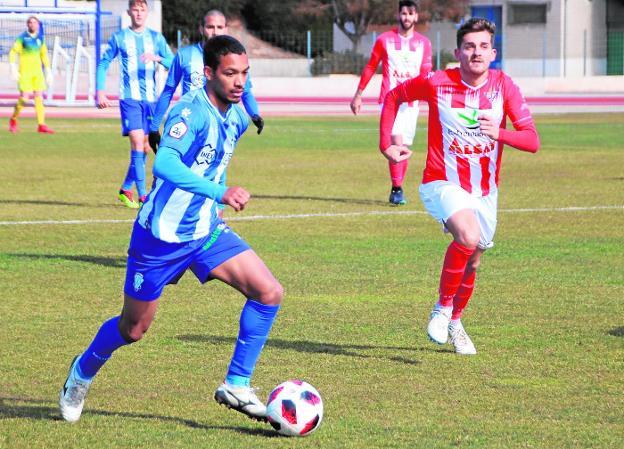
[399,19,415,32]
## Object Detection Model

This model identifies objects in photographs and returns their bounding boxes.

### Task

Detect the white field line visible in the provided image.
[0,205,621,226]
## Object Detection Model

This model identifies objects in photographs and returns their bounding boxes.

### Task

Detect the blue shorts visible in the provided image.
[119,99,156,136]
[124,221,251,301]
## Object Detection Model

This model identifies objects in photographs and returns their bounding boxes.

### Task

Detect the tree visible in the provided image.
[295,0,469,52]
[161,0,247,46]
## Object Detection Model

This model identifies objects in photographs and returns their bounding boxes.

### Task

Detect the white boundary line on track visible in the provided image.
[0,205,621,226]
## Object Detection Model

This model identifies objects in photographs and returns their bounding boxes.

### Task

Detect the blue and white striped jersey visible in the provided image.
[137,88,249,243]
[150,42,259,132]
[97,27,174,102]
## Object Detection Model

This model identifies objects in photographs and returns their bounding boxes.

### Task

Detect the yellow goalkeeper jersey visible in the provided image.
[9,31,50,76]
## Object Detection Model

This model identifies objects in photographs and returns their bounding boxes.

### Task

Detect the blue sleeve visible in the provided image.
[96,34,118,91]
[153,147,227,201]
[150,54,183,131]
[242,76,260,117]
[158,34,174,69]
[154,104,227,201]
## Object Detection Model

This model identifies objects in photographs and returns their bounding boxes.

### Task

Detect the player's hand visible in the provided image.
[140,53,161,64]
[222,186,250,212]
[478,115,500,140]
[44,67,53,86]
[10,63,19,82]
[350,95,362,115]
[251,115,264,134]
[148,131,161,153]
[382,145,413,163]
[96,91,110,109]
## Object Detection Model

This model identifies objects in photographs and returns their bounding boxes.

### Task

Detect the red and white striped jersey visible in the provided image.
[380,69,539,197]
[357,28,432,104]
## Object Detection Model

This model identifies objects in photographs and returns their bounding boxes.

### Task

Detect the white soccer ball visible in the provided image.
[265,380,323,437]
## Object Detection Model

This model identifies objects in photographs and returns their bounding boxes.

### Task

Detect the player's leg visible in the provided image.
[59,222,186,422]
[388,104,416,205]
[189,225,281,420]
[449,192,497,354]
[210,249,282,420]
[9,91,29,133]
[118,100,145,208]
[419,182,480,344]
[128,129,148,202]
[59,295,159,422]
[447,249,481,355]
[33,88,54,133]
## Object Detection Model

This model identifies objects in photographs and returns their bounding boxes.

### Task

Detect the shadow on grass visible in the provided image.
[253,194,388,207]
[0,199,120,208]
[6,253,126,269]
[607,326,624,337]
[177,335,453,364]
[0,396,278,437]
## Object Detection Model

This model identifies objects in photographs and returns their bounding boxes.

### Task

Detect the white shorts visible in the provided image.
[418,180,498,250]
[382,102,419,146]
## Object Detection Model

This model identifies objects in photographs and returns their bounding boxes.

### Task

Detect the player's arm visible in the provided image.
[96,34,119,108]
[149,53,184,150]
[479,78,540,153]
[351,38,383,115]
[379,75,430,160]
[40,40,53,85]
[9,38,22,81]
[242,76,263,134]
[154,108,248,211]
[420,37,433,75]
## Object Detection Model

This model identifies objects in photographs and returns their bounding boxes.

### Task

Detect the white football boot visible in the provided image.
[449,321,477,355]
[427,305,452,344]
[59,356,92,423]
[214,383,267,421]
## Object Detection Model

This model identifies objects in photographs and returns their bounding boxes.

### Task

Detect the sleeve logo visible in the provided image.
[169,121,188,139]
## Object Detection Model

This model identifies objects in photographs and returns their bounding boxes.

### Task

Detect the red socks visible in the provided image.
[438,241,475,307]
[389,159,408,187]
[452,269,476,320]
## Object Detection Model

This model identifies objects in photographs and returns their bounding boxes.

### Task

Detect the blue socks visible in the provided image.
[78,316,131,379]
[225,299,280,386]
[134,151,146,197]
[121,150,146,197]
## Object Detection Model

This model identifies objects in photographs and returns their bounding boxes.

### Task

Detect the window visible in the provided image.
[508,4,547,25]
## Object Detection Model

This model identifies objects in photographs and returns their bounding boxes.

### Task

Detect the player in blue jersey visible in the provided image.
[96,0,174,209]
[59,35,282,423]
[148,9,264,153]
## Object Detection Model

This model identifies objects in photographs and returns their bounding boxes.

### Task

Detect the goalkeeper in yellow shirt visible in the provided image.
[9,16,54,134]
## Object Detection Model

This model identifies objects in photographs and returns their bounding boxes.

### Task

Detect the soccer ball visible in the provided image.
[265,380,323,437]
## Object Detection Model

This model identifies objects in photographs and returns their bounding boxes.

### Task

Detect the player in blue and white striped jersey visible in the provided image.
[60,35,282,425]
[148,10,263,153]
[96,0,174,209]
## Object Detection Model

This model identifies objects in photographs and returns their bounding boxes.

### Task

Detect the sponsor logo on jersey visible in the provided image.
[196,144,216,165]
[180,107,192,119]
[454,107,480,129]
[169,121,188,139]
[448,138,495,156]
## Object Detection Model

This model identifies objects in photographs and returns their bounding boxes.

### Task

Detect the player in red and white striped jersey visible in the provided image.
[380,18,539,354]
[351,0,432,205]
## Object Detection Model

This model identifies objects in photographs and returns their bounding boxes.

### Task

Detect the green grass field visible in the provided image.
[0,113,622,449]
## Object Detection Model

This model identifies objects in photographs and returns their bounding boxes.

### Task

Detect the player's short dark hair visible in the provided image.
[203,35,246,71]
[399,0,418,12]
[456,17,496,48]
[202,9,226,27]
